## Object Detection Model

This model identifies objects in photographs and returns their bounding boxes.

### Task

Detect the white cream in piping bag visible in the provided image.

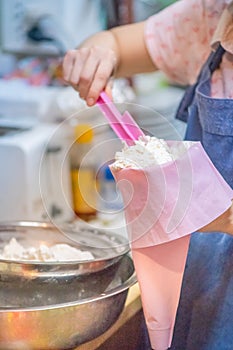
[112,136,194,169]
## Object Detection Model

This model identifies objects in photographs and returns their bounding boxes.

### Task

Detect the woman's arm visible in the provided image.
[110,22,157,77]
[62,22,156,106]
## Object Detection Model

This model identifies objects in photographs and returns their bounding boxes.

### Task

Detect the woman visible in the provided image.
[63,1,233,348]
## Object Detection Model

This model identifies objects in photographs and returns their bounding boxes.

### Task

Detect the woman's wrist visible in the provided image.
[200,202,233,235]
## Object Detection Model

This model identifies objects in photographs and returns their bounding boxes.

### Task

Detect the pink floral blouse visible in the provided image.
[145,0,233,98]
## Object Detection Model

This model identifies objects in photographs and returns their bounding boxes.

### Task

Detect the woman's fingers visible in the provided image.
[86,60,116,106]
[77,49,101,100]
[62,50,77,82]
[62,46,117,104]
[63,48,90,92]
[68,48,90,88]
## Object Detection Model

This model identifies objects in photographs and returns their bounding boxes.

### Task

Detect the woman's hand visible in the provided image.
[62,22,156,106]
[200,202,233,236]
[63,45,117,106]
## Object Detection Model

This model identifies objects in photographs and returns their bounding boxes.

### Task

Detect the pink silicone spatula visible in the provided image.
[96,91,145,144]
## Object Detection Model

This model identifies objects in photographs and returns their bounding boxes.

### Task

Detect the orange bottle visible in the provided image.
[70,124,98,221]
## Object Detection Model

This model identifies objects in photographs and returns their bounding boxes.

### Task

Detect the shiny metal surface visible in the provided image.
[0,221,130,307]
[0,253,136,350]
[0,221,130,279]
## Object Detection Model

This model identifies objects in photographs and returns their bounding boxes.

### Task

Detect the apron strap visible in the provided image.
[175,4,233,122]
[209,44,225,74]
[175,3,233,122]
[175,44,225,122]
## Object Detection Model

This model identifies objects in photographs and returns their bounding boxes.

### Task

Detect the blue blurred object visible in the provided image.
[104,165,115,181]
[99,164,123,212]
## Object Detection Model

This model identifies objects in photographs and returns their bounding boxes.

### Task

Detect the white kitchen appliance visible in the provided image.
[0,122,74,222]
[0,0,103,56]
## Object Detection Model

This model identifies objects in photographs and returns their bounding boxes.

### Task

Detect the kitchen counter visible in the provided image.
[75,283,144,350]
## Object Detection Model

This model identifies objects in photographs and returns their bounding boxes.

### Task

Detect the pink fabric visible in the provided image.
[145,0,233,98]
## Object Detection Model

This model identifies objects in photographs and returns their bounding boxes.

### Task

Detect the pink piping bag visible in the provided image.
[110,141,233,350]
[96,94,233,349]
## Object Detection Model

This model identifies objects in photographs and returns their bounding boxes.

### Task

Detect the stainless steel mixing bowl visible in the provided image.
[0,221,129,273]
[0,254,136,350]
[0,221,130,307]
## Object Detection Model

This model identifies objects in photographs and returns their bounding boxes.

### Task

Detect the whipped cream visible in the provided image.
[113,136,172,169]
[112,136,194,169]
[0,238,94,262]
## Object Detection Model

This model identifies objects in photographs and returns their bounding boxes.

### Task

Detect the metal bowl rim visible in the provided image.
[0,272,137,312]
[0,220,130,265]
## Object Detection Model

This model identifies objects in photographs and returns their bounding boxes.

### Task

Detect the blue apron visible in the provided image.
[170,45,233,350]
